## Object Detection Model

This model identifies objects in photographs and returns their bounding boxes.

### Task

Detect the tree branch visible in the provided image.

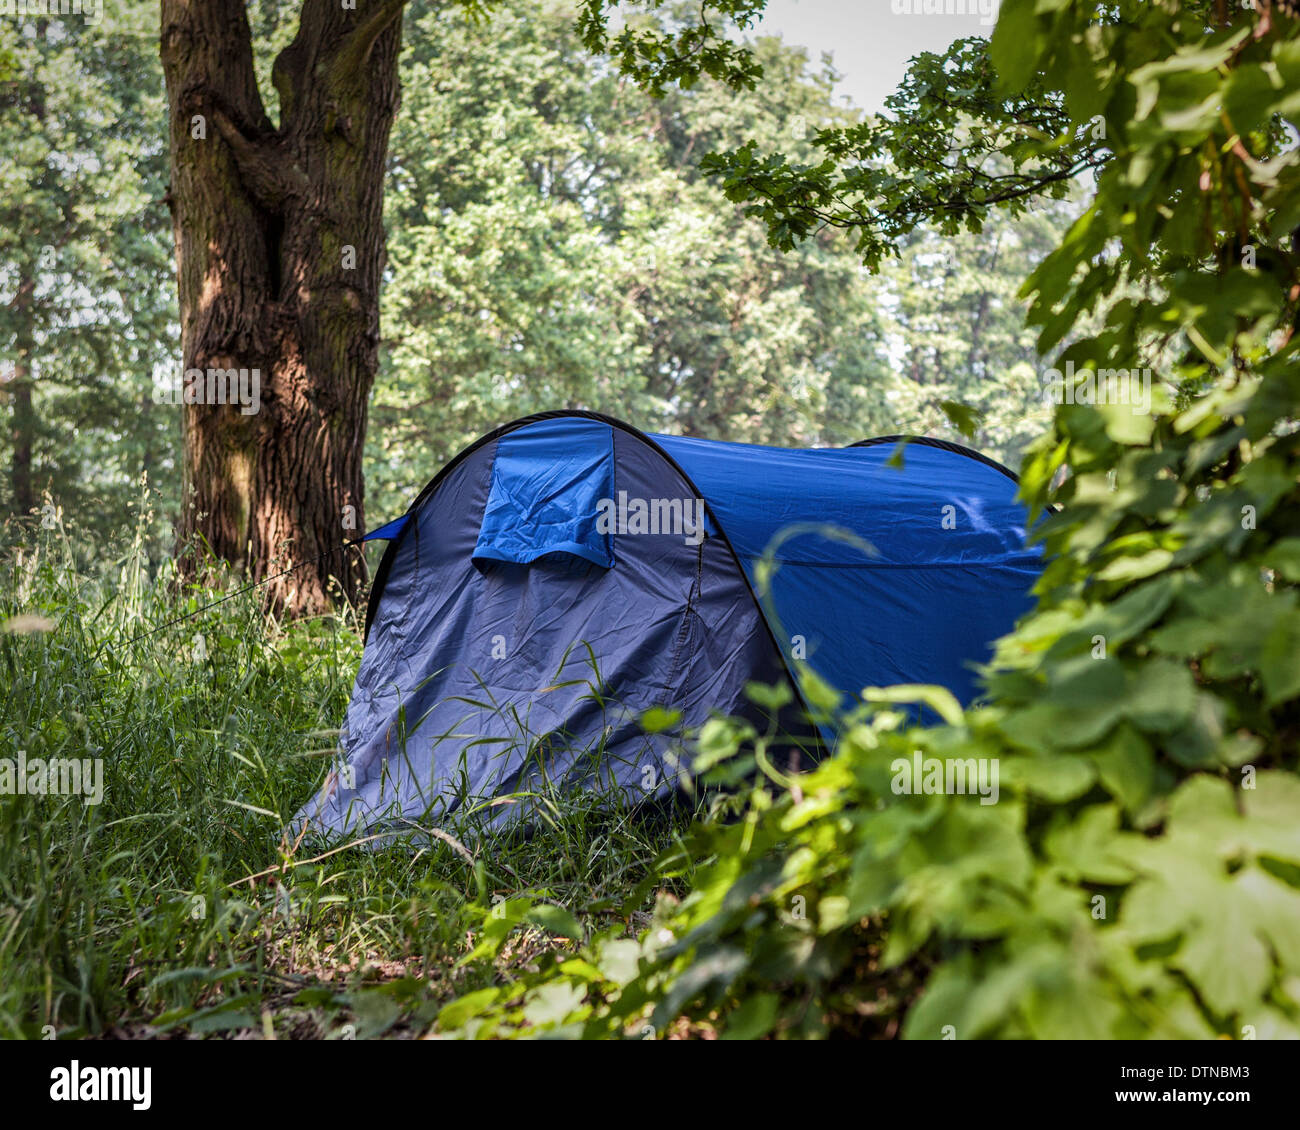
[329,0,410,88]
[204,98,309,212]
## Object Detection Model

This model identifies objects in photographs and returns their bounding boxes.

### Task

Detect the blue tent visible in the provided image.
[294,411,1041,839]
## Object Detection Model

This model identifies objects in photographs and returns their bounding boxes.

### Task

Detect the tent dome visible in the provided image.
[295,411,1041,839]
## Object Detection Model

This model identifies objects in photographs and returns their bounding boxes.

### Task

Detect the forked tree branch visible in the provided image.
[329,0,411,87]
[217,117,310,211]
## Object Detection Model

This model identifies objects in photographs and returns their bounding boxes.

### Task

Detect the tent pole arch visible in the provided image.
[362,409,831,754]
[845,434,1021,482]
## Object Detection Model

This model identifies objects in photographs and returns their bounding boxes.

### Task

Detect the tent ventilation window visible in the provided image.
[472,416,615,570]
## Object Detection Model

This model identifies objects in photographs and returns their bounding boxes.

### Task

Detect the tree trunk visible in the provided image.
[160,0,406,614]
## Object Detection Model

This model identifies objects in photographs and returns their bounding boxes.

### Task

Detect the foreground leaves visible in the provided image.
[432,0,1300,1040]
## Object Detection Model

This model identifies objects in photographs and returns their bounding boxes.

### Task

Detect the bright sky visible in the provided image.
[751,0,997,113]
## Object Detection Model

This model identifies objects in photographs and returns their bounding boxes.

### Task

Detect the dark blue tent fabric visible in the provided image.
[293,414,1041,841]
[295,423,793,841]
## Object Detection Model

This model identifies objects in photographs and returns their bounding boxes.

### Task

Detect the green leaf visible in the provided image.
[1241,773,1300,867]
[693,717,747,772]
[938,399,983,440]
[640,706,682,734]
[347,989,402,1039]
[745,681,793,712]
[522,981,587,1028]
[1174,900,1271,1018]
[1268,538,1300,582]
[1096,548,1175,583]
[526,904,584,942]
[1003,753,1097,802]
[1260,614,1300,705]
[652,946,748,1028]
[597,939,643,984]
[1235,868,1300,973]
[901,959,976,1040]
[1088,726,1155,814]
[721,992,780,1040]
[796,664,843,715]
[989,0,1042,92]
[437,987,502,1032]
[1123,659,1196,734]
[1043,804,1134,883]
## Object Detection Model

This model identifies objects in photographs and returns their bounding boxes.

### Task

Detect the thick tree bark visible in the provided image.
[160,0,406,614]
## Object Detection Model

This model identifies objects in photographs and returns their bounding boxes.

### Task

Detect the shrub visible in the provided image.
[430,0,1300,1039]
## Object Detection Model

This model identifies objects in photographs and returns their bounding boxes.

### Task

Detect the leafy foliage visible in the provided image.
[428,0,1300,1039]
[700,34,1101,269]
[5,0,1071,543]
[0,9,176,546]
[576,0,766,97]
[371,0,897,515]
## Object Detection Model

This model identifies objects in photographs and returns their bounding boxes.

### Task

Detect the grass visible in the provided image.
[0,509,696,1039]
